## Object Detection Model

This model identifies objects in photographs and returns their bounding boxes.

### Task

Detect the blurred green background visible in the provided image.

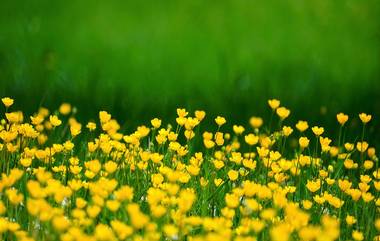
[0,0,379,136]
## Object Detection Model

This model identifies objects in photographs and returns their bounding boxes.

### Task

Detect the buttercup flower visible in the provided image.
[359,113,371,123]
[336,113,348,125]
[2,97,14,108]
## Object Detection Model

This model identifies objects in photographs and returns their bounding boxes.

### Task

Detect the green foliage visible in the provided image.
[0,0,379,134]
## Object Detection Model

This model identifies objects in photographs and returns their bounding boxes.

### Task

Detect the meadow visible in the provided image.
[1,0,380,240]
[0,97,379,241]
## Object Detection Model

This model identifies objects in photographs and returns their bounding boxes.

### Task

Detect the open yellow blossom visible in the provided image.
[151,118,161,129]
[249,116,263,128]
[194,110,206,121]
[245,133,259,146]
[306,180,320,193]
[227,170,239,181]
[49,115,62,127]
[86,122,96,131]
[268,99,280,110]
[336,113,349,125]
[2,97,14,108]
[282,126,293,136]
[215,116,226,126]
[311,126,324,136]
[59,103,71,115]
[352,230,364,241]
[299,137,310,149]
[359,113,371,123]
[296,120,309,132]
[276,107,290,120]
[233,125,245,135]
[346,215,356,226]
[302,200,313,210]
[99,111,111,123]
[356,141,368,152]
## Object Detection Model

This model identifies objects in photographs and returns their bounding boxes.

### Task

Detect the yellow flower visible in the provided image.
[1,97,14,108]
[225,193,239,208]
[186,165,200,176]
[76,198,87,208]
[52,216,70,232]
[86,122,96,131]
[245,134,259,146]
[320,137,332,152]
[163,224,178,239]
[313,195,325,204]
[0,201,6,215]
[368,147,376,158]
[375,219,380,231]
[95,224,115,241]
[272,223,293,241]
[352,230,364,241]
[151,118,161,129]
[87,205,101,218]
[233,125,245,135]
[184,130,195,140]
[20,158,32,167]
[345,215,356,226]
[215,116,226,127]
[99,111,111,123]
[268,99,280,110]
[347,189,361,201]
[111,220,133,240]
[70,125,81,137]
[260,208,276,221]
[361,192,374,202]
[356,141,368,152]
[227,170,239,181]
[49,115,62,127]
[311,126,324,136]
[203,139,215,149]
[360,175,371,183]
[257,147,269,158]
[242,159,256,170]
[359,113,371,123]
[194,110,206,121]
[114,185,134,202]
[344,143,354,152]
[363,160,373,170]
[59,103,71,115]
[106,200,121,212]
[104,161,118,174]
[336,113,348,125]
[296,120,309,132]
[176,108,188,117]
[249,116,263,128]
[30,115,44,125]
[127,203,149,229]
[302,200,313,210]
[306,180,320,193]
[214,178,223,186]
[276,107,290,120]
[338,179,352,191]
[299,137,310,149]
[6,189,24,205]
[282,126,293,137]
[6,111,23,123]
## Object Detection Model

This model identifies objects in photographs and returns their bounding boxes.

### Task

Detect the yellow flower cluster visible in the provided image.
[0,97,379,241]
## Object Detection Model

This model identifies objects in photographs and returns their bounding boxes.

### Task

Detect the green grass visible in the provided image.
[0,0,379,136]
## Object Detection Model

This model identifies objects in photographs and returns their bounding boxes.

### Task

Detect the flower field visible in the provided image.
[0,97,379,241]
